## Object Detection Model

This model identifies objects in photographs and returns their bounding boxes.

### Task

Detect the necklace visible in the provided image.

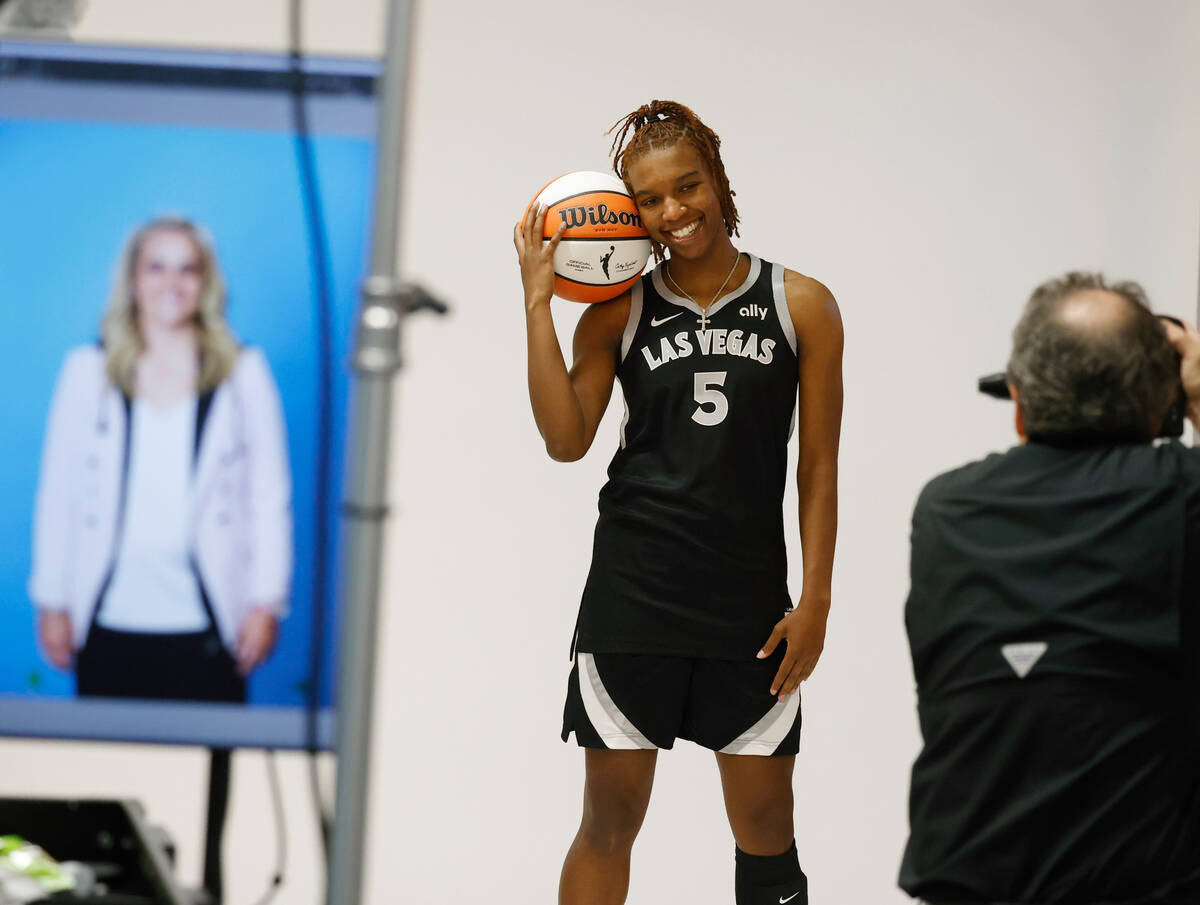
[665,251,742,330]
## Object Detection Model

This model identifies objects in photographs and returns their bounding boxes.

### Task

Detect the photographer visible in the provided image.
[899,273,1200,904]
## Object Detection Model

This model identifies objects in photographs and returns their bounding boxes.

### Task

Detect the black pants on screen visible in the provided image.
[76,625,246,703]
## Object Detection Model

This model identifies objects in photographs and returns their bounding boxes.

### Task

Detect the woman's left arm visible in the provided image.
[234,348,293,674]
[758,271,844,701]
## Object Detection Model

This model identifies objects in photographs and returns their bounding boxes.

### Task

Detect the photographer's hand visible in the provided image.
[1163,319,1200,430]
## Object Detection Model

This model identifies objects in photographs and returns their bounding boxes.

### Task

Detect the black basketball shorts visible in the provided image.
[561,649,801,756]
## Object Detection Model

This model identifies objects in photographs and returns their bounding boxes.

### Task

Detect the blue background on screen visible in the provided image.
[0,118,371,707]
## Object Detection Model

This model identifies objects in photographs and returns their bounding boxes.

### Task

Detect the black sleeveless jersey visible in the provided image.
[575,254,799,659]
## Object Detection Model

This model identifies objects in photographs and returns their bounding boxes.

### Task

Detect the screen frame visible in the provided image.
[0,38,379,750]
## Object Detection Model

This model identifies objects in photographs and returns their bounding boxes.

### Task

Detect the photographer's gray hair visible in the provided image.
[1006,272,1178,443]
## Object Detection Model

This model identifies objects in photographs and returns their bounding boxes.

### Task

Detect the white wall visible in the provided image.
[70,0,386,57]
[3,2,1199,903]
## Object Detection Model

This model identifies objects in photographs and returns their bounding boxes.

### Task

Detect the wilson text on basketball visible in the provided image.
[558,203,642,230]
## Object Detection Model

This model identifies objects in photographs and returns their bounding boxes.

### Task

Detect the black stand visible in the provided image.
[202,748,232,904]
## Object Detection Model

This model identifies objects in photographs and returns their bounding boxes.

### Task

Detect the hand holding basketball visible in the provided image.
[519,172,650,304]
[514,203,567,312]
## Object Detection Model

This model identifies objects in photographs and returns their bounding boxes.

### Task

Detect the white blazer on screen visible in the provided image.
[28,345,293,652]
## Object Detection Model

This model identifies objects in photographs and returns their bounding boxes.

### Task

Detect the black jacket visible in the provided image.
[900,441,1200,904]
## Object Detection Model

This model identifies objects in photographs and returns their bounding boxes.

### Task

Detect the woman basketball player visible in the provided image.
[513,101,842,905]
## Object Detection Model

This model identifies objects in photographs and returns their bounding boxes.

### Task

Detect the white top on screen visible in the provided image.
[96,397,210,634]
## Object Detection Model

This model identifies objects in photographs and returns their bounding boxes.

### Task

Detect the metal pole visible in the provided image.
[326,1,418,903]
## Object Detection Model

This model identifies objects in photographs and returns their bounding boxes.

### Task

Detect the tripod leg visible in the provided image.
[203,747,233,904]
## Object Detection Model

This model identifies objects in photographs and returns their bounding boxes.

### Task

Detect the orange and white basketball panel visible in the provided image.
[543,192,647,239]
[523,171,622,228]
[532,171,626,207]
[549,237,651,287]
[554,272,642,304]
[532,172,648,240]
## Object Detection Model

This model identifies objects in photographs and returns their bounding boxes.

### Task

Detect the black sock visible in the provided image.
[734,841,807,905]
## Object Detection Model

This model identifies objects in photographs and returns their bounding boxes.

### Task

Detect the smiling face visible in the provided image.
[131,228,205,332]
[626,142,730,262]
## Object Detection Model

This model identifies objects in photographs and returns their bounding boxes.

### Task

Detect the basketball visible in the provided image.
[526,171,651,304]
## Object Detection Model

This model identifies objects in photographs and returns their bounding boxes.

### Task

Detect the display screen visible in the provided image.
[0,40,378,748]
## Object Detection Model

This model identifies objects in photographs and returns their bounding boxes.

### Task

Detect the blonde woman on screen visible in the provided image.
[29,217,292,702]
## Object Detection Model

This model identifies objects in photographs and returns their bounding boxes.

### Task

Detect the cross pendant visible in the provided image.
[697,310,710,331]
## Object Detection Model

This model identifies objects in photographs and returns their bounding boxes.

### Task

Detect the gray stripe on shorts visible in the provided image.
[719,691,800,755]
[578,653,655,750]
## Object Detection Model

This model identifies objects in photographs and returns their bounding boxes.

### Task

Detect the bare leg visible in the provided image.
[559,748,658,905]
[715,752,796,855]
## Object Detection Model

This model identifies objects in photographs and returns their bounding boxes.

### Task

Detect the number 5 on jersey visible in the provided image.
[692,371,728,426]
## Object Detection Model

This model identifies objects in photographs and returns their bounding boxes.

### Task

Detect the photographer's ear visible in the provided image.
[1009,383,1028,444]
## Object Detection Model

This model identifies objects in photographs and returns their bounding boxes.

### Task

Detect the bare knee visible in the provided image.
[578,783,651,855]
[726,786,794,853]
[718,754,795,854]
[576,751,655,856]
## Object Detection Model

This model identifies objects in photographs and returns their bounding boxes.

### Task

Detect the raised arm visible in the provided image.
[514,204,629,461]
[1164,317,1200,432]
[759,271,844,700]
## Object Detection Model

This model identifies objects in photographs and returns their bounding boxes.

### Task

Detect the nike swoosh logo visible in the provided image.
[650,313,683,327]
[779,894,801,904]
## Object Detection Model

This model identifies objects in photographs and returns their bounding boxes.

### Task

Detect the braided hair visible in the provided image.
[608,100,740,262]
